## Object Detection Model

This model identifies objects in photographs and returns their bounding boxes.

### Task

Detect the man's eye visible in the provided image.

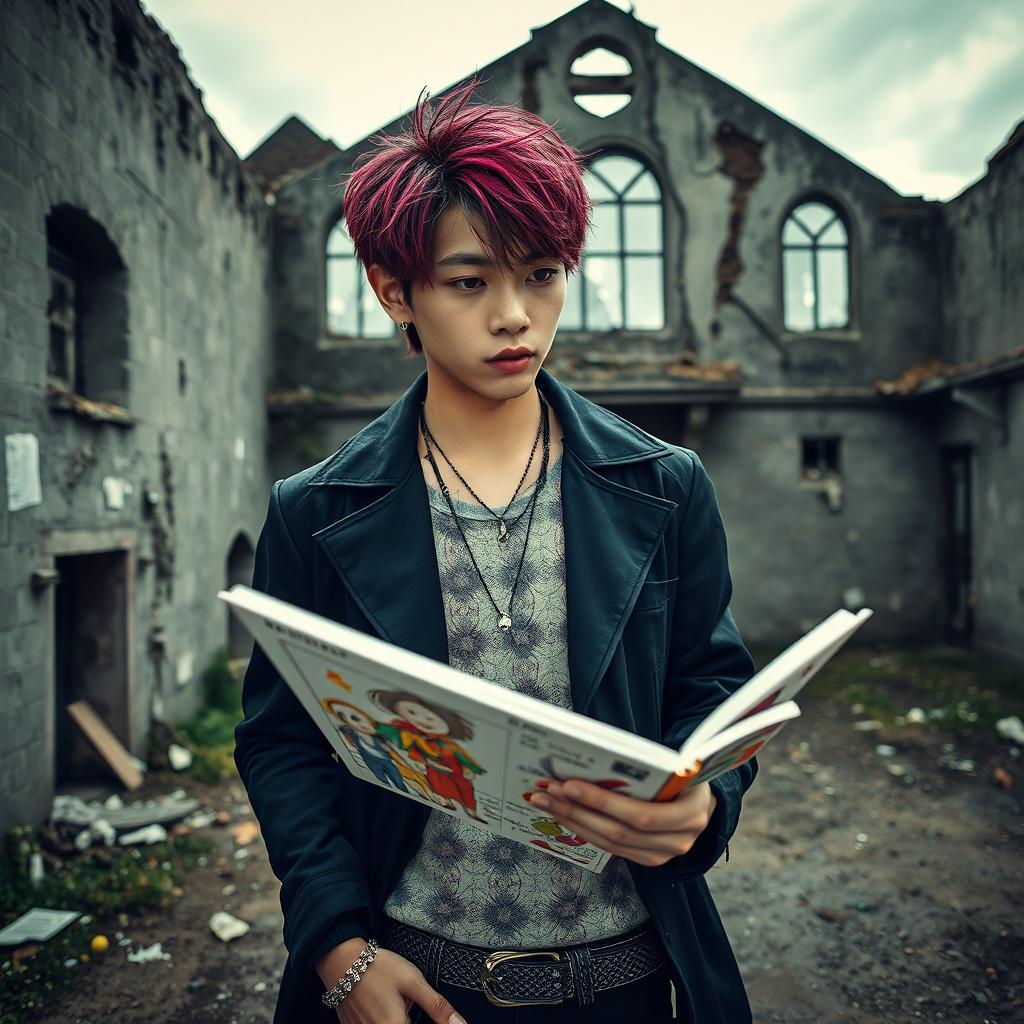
[532,268,560,283]
[451,277,484,291]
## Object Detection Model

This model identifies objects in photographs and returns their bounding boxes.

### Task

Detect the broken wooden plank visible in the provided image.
[66,700,144,790]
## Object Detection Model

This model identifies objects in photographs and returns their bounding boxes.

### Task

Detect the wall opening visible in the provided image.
[54,551,131,788]
[226,533,256,659]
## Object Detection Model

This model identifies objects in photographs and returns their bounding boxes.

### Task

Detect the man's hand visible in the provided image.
[527,778,717,867]
[316,938,466,1024]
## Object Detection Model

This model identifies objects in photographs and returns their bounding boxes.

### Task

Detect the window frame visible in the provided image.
[779,194,856,337]
[562,149,667,333]
[322,214,396,343]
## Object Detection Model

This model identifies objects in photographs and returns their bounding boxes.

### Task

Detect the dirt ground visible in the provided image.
[25,691,1024,1024]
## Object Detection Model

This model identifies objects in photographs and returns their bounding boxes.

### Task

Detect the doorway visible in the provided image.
[54,550,131,785]
[941,446,973,646]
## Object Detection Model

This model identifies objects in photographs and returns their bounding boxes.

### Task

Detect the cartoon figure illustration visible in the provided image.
[322,698,411,793]
[530,816,588,847]
[368,689,489,823]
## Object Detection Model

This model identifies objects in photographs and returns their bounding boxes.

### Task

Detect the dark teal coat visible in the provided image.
[234,368,758,1023]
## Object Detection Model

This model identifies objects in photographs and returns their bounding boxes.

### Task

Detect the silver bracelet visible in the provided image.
[321,938,380,1009]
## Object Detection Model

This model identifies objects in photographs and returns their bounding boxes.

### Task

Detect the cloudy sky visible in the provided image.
[142,0,1023,201]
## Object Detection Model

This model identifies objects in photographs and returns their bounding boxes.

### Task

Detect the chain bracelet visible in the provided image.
[321,938,380,1009]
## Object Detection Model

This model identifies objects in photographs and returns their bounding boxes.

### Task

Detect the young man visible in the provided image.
[234,81,757,1024]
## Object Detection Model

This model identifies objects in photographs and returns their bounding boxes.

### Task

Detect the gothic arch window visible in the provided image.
[325,218,393,339]
[561,153,664,331]
[782,199,850,331]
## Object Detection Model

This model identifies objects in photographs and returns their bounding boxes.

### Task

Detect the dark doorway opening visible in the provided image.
[54,551,131,786]
[226,532,255,659]
[941,446,974,646]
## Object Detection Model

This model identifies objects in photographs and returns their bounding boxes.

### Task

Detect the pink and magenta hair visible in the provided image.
[340,78,592,353]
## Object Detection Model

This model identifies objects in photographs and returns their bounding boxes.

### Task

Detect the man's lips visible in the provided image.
[488,348,533,362]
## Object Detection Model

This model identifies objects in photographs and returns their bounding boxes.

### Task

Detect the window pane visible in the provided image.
[783,248,814,331]
[570,47,633,76]
[624,256,664,329]
[782,216,811,246]
[792,202,836,237]
[626,170,659,201]
[326,257,357,335]
[560,271,582,330]
[591,155,643,195]
[584,169,615,202]
[327,222,353,256]
[49,323,69,379]
[582,257,623,330]
[573,95,632,118]
[589,202,620,252]
[624,204,661,251]
[359,279,394,337]
[818,218,848,246]
[816,249,849,328]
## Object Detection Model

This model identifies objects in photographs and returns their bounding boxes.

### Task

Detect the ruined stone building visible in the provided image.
[1,0,1021,830]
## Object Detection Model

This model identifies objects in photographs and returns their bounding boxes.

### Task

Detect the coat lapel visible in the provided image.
[560,448,676,716]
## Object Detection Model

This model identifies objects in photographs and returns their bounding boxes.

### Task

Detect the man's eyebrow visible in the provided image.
[435,250,559,268]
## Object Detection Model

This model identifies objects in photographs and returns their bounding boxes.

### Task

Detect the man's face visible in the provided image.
[406,205,567,401]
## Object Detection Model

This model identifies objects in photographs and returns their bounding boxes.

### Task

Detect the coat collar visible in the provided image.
[307,367,671,487]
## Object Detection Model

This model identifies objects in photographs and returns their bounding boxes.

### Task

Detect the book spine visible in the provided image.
[651,764,702,802]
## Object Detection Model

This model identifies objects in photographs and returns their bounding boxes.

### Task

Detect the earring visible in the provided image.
[399,322,409,332]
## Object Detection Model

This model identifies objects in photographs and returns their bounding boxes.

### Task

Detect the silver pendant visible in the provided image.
[497,519,508,544]
[498,614,512,631]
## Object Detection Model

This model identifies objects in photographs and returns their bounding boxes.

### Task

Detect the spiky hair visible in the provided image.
[340,77,592,352]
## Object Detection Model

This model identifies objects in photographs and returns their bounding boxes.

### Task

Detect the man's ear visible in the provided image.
[367,264,413,326]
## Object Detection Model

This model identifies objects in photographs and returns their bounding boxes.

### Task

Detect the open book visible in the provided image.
[221,585,872,874]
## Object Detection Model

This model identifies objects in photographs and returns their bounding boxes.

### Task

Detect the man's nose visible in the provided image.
[489,288,531,334]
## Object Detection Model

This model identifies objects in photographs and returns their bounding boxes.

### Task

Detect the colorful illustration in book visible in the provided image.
[321,697,451,806]
[530,816,588,847]
[368,689,489,823]
[321,698,419,794]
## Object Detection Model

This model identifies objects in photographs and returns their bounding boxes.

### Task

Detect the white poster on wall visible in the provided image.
[5,433,42,512]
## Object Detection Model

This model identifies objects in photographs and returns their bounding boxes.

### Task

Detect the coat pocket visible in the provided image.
[634,576,679,613]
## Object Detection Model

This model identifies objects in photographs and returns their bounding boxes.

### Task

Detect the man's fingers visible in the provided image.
[408,977,466,1024]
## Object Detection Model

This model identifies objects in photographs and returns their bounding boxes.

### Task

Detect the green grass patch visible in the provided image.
[173,647,245,783]
[751,643,1023,735]
[0,829,213,1021]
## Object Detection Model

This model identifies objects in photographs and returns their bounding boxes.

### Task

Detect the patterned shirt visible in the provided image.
[382,452,650,948]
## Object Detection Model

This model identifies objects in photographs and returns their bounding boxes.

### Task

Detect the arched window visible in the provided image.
[226,532,255,659]
[46,205,129,405]
[782,200,849,331]
[325,219,393,338]
[561,154,664,332]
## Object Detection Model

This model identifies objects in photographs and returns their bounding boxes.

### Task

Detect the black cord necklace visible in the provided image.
[421,399,550,633]
[420,392,546,545]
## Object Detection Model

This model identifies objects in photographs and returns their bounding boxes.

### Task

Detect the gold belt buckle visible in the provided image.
[480,950,564,1007]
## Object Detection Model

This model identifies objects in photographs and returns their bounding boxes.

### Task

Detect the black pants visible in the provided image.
[408,962,675,1023]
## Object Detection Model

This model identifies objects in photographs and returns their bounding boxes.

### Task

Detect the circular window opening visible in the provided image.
[570,44,634,118]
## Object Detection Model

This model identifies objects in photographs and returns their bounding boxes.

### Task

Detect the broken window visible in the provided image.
[782,200,849,331]
[569,44,634,118]
[802,436,843,511]
[324,219,393,339]
[561,154,664,332]
[45,205,130,409]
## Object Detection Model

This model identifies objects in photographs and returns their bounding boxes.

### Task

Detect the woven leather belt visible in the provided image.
[381,915,668,1008]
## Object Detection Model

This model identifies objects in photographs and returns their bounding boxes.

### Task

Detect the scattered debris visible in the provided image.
[938,753,976,773]
[209,911,250,942]
[118,824,169,846]
[127,942,172,963]
[886,763,908,777]
[0,908,81,945]
[875,744,896,757]
[853,720,883,732]
[231,821,260,846]
[91,935,110,954]
[996,716,1024,745]
[50,792,201,853]
[992,767,1013,788]
[168,744,194,771]
[905,707,927,725]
